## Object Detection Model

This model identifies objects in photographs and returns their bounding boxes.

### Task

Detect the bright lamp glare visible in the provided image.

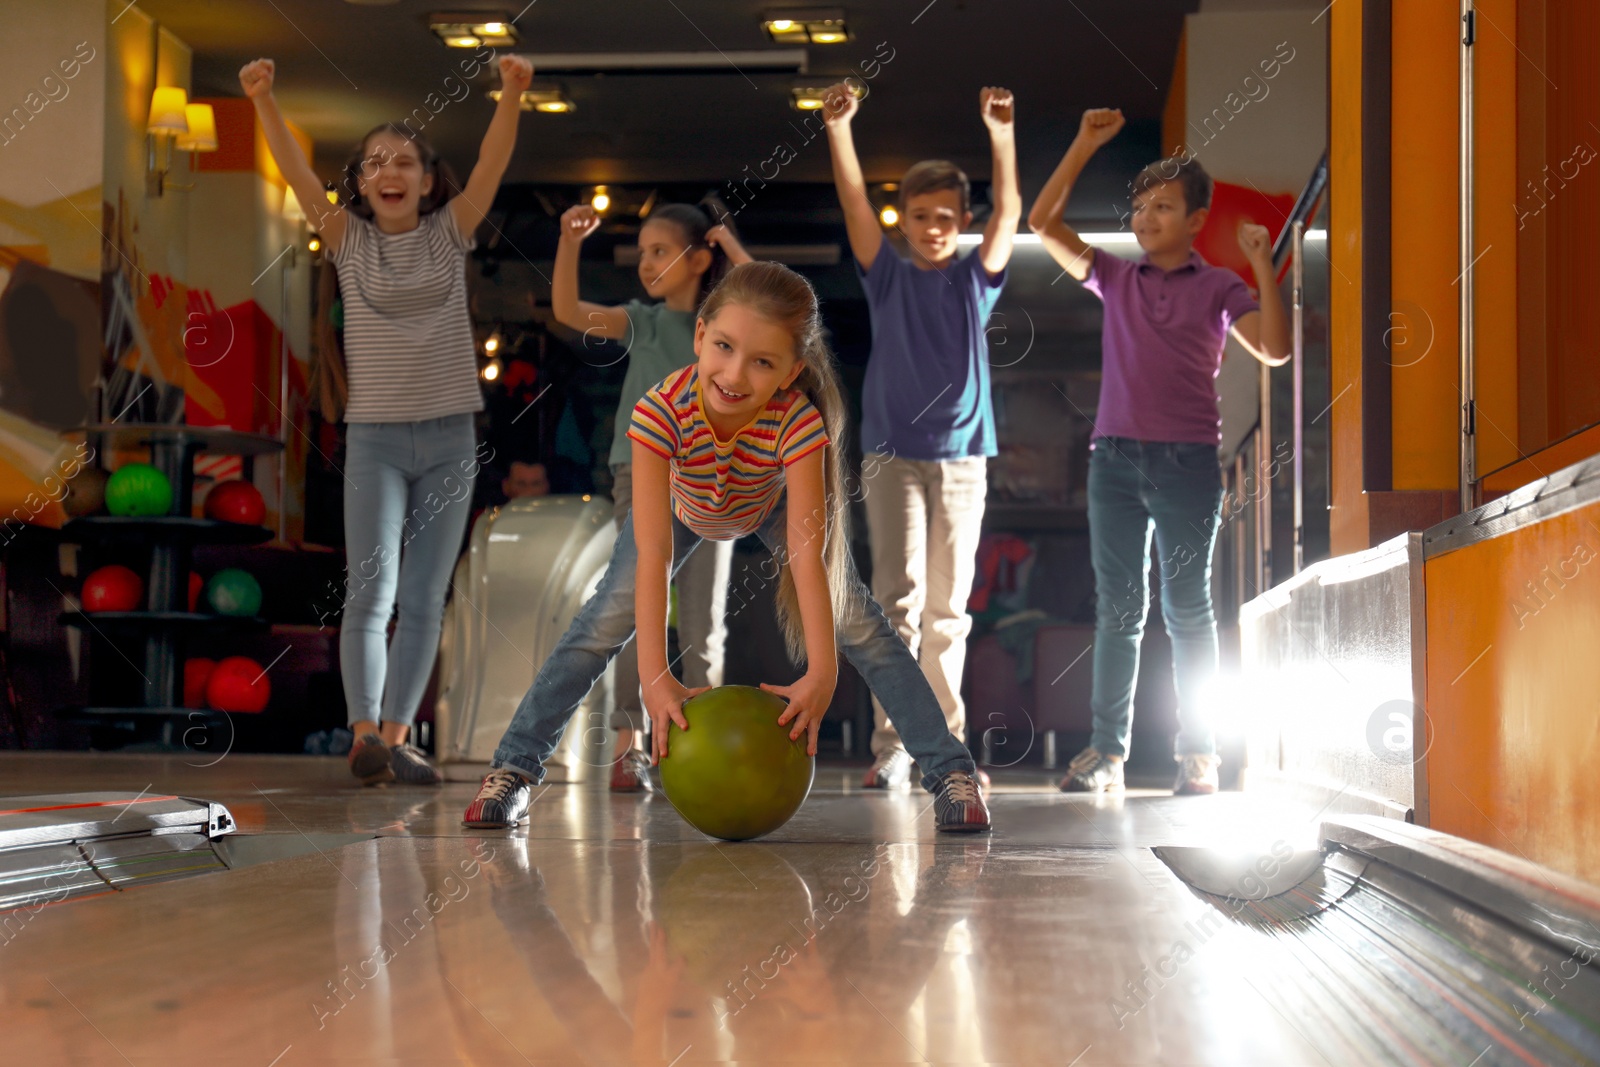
[879,206,899,227]
[592,191,611,212]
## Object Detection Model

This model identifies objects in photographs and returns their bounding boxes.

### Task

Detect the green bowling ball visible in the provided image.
[659,685,815,842]
[205,567,262,617]
[104,463,172,517]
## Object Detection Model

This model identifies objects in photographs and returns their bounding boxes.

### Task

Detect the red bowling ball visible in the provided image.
[204,480,266,526]
[188,572,204,612]
[81,565,144,613]
[183,658,216,709]
[205,656,270,713]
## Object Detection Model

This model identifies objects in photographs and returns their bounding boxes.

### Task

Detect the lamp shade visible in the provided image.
[175,103,217,151]
[147,87,189,134]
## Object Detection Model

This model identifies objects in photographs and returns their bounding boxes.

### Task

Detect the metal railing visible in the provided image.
[1221,155,1329,617]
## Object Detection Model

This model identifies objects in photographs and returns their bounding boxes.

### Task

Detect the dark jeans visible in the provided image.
[1086,437,1224,759]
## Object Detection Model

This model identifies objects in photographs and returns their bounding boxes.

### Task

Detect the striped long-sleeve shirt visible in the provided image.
[627,366,828,540]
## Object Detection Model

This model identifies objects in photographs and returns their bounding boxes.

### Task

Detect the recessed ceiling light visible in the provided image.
[487,85,575,113]
[790,81,862,112]
[429,11,519,47]
[879,206,899,228]
[763,8,850,44]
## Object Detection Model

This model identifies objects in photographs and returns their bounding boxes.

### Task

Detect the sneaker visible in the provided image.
[348,733,394,787]
[391,742,442,785]
[932,770,991,833]
[1059,748,1125,793]
[463,769,533,829]
[610,750,653,793]
[862,747,913,790]
[1174,753,1221,795]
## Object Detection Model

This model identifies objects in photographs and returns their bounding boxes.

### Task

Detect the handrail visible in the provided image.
[1272,153,1328,269]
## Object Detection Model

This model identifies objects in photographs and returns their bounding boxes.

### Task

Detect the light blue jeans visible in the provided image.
[1087,437,1225,760]
[492,500,976,793]
[341,414,479,726]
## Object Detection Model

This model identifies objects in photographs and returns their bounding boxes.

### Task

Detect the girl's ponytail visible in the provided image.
[312,124,462,421]
[699,262,855,665]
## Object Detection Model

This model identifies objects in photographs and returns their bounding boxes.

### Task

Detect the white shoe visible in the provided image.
[862,748,913,790]
[1174,753,1221,795]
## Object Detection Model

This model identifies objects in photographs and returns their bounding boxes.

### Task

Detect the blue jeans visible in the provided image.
[341,414,478,726]
[492,501,976,793]
[1087,437,1224,759]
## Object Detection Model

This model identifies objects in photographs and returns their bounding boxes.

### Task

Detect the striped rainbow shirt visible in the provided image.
[627,366,829,540]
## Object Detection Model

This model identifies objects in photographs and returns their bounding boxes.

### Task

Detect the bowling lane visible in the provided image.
[2,754,1338,1065]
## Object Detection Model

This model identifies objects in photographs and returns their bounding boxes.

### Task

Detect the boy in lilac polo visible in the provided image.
[1028,109,1290,794]
[822,82,1021,790]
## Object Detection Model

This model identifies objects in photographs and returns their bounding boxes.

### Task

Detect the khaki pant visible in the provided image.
[861,452,987,757]
[609,463,732,731]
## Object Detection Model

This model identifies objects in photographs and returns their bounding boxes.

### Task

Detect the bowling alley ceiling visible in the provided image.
[139,0,1214,188]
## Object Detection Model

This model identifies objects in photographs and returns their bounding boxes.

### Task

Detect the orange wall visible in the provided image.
[1329,0,1369,554]
[1389,2,1460,492]
[1474,0,1522,477]
[1425,498,1600,881]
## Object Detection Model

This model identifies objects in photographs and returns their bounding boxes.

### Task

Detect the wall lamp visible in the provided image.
[146,88,217,196]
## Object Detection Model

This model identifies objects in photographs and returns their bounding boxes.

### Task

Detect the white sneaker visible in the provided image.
[862,748,913,790]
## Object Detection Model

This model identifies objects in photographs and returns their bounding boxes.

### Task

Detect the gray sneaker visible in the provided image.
[391,742,442,785]
[1059,747,1125,793]
[1174,753,1220,795]
[348,733,394,786]
[862,747,913,790]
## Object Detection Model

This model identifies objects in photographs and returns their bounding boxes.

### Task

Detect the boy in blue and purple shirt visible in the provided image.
[1029,108,1291,795]
[822,81,1021,790]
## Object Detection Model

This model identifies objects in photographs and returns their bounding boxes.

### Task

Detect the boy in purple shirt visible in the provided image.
[822,82,1021,790]
[1028,109,1290,795]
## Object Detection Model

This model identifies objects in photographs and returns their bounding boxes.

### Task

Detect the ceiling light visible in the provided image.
[591,187,611,212]
[308,236,322,252]
[482,359,501,381]
[790,81,861,112]
[525,50,804,74]
[763,8,851,44]
[485,334,500,354]
[488,86,575,113]
[879,206,899,228]
[429,12,519,48]
[325,188,339,204]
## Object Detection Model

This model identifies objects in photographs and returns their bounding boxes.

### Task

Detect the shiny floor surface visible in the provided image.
[5,754,1354,1066]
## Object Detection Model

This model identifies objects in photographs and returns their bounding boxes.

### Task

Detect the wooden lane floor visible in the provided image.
[2,754,1334,1065]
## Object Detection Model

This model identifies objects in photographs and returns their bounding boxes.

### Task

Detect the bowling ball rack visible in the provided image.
[54,425,282,748]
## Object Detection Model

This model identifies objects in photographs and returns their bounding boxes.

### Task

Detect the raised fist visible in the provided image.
[561,204,601,241]
[980,87,1015,131]
[1077,108,1125,148]
[1237,221,1272,262]
[821,81,861,126]
[499,54,534,95]
[239,58,275,100]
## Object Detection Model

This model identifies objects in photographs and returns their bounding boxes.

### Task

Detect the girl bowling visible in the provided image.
[464,262,991,834]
